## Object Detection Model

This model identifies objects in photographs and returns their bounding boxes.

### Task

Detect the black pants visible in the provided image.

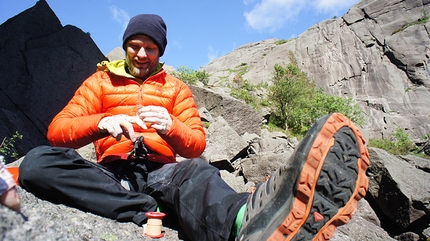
[18,146,249,241]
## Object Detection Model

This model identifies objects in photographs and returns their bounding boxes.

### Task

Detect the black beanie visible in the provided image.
[122,14,167,57]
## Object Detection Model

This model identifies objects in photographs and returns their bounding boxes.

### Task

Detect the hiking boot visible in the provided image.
[237,113,369,241]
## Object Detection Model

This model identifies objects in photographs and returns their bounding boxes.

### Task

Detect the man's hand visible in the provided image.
[98,114,147,142]
[137,106,172,134]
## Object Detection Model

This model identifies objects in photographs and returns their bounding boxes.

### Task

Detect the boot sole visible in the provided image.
[268,113,370,241]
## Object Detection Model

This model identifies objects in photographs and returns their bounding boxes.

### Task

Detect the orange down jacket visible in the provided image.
[47,60,206,164]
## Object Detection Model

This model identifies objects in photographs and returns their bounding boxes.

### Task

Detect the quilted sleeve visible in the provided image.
[161,79,206,158]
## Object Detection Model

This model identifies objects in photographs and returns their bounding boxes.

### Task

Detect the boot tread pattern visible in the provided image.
[269,113,370,241]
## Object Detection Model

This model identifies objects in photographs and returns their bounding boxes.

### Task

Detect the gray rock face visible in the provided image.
[203,0,430,141]
[0,0,106,161]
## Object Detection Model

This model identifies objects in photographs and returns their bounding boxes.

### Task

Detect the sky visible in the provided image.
[0,0,359,70]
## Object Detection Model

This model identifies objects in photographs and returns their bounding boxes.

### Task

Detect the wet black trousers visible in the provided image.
[18,146,249,241]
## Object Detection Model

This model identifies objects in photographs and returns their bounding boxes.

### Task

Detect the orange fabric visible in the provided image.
[47,68,206,164]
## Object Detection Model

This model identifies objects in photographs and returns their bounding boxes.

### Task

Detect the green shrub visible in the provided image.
[274,39,289,45]
[0,131,23,162]
[267,51,365,137]
[172,66,210,86]
[226,63,263,109]
[227,63,249,76]
[368,127,420,156]
[267,61,314,131]
[230,80,256,105]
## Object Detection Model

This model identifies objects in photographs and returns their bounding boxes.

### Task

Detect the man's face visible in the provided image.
[125,35,160,80]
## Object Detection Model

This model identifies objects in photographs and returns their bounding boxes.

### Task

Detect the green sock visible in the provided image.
[231,204,246,237]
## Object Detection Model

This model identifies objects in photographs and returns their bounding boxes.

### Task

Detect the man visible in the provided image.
[18,14,369,241]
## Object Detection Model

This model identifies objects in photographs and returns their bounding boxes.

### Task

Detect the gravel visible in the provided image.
[1,187,185,241]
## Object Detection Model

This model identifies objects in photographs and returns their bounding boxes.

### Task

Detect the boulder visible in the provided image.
[0,0,106,161]
[189,85,262,136]
[367,147,430,235]
[201,116,250,171]
[333,199,395,241]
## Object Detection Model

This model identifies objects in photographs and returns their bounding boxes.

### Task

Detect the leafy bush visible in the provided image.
[368,127,422,156]
[267,51,365,137]
[226,64,270,110]
[227,63,249,76]
[172,66,210,86]
[274,39,289,45]
[267,55,314,129]
[230,79,258,108]
[0,131,23,162]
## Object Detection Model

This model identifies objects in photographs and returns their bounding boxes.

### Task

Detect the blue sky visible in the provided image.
[1,0,359,70]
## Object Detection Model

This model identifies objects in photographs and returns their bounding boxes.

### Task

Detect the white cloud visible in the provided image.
[314,0,359,14]
[244,0,359,32]
[109,5,130,30]
[207,45,219,63]
[244,0,305,32]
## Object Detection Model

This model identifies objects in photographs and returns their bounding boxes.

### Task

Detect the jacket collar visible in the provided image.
[97,60,164,83]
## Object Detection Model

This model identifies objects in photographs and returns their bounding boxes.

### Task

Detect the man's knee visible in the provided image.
[20,146,48,173]
[19,145,67,183]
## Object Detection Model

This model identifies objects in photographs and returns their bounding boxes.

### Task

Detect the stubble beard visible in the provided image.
[125,57,150,80]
